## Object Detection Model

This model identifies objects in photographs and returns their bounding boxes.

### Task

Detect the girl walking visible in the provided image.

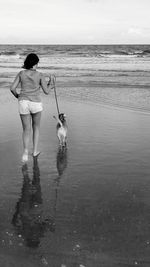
[10,53,55,162]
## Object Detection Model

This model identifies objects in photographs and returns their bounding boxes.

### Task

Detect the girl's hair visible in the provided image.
[22,53,39,69]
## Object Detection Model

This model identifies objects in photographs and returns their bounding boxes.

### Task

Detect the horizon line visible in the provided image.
[0,43,150,46]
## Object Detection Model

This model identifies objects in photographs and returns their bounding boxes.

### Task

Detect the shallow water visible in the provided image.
[0,94,150,266]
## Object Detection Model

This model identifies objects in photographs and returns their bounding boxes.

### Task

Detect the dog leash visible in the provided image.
[53,75,60,115]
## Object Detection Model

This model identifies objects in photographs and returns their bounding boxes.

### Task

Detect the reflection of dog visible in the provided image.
[56,146,68,177]
[53,113,67,147]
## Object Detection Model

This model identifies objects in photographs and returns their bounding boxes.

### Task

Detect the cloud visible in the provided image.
[128,27,142,36]
[127,26,150,38]
[1,0,150,43]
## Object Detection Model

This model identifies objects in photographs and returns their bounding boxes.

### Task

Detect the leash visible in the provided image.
[53,75,60,115]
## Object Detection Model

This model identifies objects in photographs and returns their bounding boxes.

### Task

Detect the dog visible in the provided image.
[53,113,67,147]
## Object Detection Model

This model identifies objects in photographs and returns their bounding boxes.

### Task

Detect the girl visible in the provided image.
[10,53,55,162]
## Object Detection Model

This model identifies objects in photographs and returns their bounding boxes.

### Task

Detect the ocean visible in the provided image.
[1,44,150,73]
[1,44,150,111]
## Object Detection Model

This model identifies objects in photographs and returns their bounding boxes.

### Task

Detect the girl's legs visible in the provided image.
[20,114,31,162]
[31,112,42,156]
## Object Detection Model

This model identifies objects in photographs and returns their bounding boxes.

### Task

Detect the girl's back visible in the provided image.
[19,70,42,102]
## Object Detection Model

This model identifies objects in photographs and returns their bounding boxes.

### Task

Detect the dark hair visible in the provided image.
[22,53,39,69]
[59,113,66,122]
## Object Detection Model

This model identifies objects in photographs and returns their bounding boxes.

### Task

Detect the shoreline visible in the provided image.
[43,87,150,116]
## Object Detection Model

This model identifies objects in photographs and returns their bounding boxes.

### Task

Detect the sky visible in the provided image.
[0,0,150,44]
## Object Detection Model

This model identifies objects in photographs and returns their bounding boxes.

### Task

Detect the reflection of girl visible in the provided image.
[10,53,55,162]
[12,159,55,248]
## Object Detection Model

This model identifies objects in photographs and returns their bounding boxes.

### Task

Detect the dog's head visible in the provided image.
[59,113,66,123]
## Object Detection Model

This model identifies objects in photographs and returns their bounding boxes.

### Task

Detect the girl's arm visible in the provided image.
[10,73,20,98]
[40,74,56,95]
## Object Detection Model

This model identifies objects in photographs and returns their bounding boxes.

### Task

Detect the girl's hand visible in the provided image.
[49,75,56,88]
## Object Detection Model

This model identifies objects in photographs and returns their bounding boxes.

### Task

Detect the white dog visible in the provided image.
[53,113,67,147]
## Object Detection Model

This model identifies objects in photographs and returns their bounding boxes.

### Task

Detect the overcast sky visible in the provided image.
[0,0,150,44]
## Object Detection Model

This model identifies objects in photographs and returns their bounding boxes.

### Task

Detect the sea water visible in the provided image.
[1,44,150,111]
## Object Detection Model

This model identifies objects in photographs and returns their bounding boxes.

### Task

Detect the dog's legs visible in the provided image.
[57,132,67,147]
[62,136,67,147]
[57,134,63,147]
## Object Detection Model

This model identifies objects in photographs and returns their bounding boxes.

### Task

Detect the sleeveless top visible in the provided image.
[18,70,43,102]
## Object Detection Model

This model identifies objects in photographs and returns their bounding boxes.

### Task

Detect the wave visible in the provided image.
[0,46,150,59]
[0,51,20,56]
[52,48,150,58]
[98,49,150,57]
[0,52,20,61]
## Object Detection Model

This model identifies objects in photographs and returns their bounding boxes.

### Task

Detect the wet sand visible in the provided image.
[0,87,150,267]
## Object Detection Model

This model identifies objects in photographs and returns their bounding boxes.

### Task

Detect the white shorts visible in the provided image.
[18,100,43,115]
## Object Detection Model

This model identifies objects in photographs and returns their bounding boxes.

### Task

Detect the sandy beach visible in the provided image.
[0,83,150,267]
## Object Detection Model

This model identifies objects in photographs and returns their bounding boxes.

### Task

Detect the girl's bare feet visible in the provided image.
[32,151,41,157]
[22,150,28,162]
